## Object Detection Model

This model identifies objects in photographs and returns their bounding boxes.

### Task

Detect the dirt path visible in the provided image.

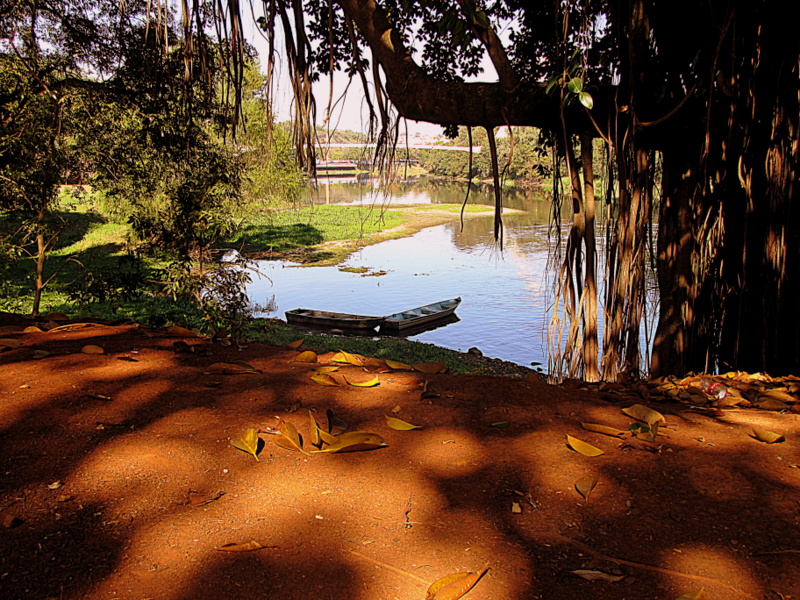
[1,319,799,600]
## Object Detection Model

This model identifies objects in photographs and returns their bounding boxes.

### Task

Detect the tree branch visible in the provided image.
[335,0,582,131]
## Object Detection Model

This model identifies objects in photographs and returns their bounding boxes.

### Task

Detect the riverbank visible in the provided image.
[242,203,510,266]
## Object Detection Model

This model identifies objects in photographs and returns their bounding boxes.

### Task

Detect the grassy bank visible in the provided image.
[1,189,523,374]
[247,319,529,376]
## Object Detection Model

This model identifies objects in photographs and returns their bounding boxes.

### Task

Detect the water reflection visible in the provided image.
[306,176,560,218]
[250,177,653,369]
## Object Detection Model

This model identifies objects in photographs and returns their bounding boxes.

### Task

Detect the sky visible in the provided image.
[243,11,502,138]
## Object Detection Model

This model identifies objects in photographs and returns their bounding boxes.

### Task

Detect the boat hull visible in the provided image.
[380,297,461,334]
[285,309,385,331]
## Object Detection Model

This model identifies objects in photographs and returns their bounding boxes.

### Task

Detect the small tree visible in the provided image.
[0,55,73,316]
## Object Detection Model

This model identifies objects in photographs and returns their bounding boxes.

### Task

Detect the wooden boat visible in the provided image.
[380,297,461,334]
[284,308,385,331]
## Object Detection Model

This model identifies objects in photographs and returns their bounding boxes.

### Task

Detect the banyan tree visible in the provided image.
[8,0,799,380]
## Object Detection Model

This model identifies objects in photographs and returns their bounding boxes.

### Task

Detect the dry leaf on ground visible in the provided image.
[581,422,627,437]
[332,350,364,365]
[344,375,380,388]
[752,428,785,443]
[287,339,304,349]
[231,428,262,461]
[203,362,260,375]
[326,409,348,434]
[575,474,598,501]
[274,421,309,454]
[311,372,340,386]
[312,432,386,453]
[293,350,318,363]
[426,564,489,600]
[216,540,265,552]
[81,344,104,355]
[385,415,422,430]
[385,359,412,370]
[572,569,624,582]
[566,435,604,456]
[622,403,666,426]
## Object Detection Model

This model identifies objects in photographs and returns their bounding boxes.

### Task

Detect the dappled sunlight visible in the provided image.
[404,427,487,477]
[69,434,218,523]
[1,323,796,599]
[661,544,763,598]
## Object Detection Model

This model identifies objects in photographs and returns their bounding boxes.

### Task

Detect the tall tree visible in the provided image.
[237,0,797,379]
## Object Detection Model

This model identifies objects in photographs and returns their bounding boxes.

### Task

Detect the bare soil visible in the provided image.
[1,314,799,600]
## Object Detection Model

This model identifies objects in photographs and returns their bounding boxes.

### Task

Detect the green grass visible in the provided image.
[227,204,405,254]
[246,320,494,375]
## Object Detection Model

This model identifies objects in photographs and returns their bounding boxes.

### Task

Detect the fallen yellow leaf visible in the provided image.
[287,339,304,349]
[385,415,422,430]
[231,428,261,461]
[622,403,666,426]
[566,435,605,457]
[427,564,490,600]
[294,350,318,363]
[581,422,627,437]
[312,431,386,453]
[331,350,364,365]
[385,359,412,370]
[752,428,785,443]
[274,421,309,454]
[344,375,380,388]
[311,372,340,386]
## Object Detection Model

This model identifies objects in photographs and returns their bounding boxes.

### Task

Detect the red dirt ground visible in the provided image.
[1,316,799,600]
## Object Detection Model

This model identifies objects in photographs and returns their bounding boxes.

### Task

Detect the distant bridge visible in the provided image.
[316,142,481,153]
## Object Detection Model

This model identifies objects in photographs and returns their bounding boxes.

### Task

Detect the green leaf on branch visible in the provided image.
[578,91,594,109]
[567,76,583,93]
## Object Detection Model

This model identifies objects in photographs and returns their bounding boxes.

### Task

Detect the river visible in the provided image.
[248,177,657,370]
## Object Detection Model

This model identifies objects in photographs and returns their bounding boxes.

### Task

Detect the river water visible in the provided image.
[248,177,655,369]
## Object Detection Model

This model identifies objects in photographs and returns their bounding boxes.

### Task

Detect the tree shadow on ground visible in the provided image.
[0,324,797,600]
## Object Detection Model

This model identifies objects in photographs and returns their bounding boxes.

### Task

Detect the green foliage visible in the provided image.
[239,66,303,206]
[78,29,245,261]
[65,254,149,306]
[198,257,265,341]
[416,127,549,183]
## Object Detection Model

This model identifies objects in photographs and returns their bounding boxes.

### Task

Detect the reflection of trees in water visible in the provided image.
[303,176,563,214]
[448,216,561,256]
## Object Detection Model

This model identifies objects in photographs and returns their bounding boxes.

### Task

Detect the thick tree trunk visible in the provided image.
[651,143,703,376]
